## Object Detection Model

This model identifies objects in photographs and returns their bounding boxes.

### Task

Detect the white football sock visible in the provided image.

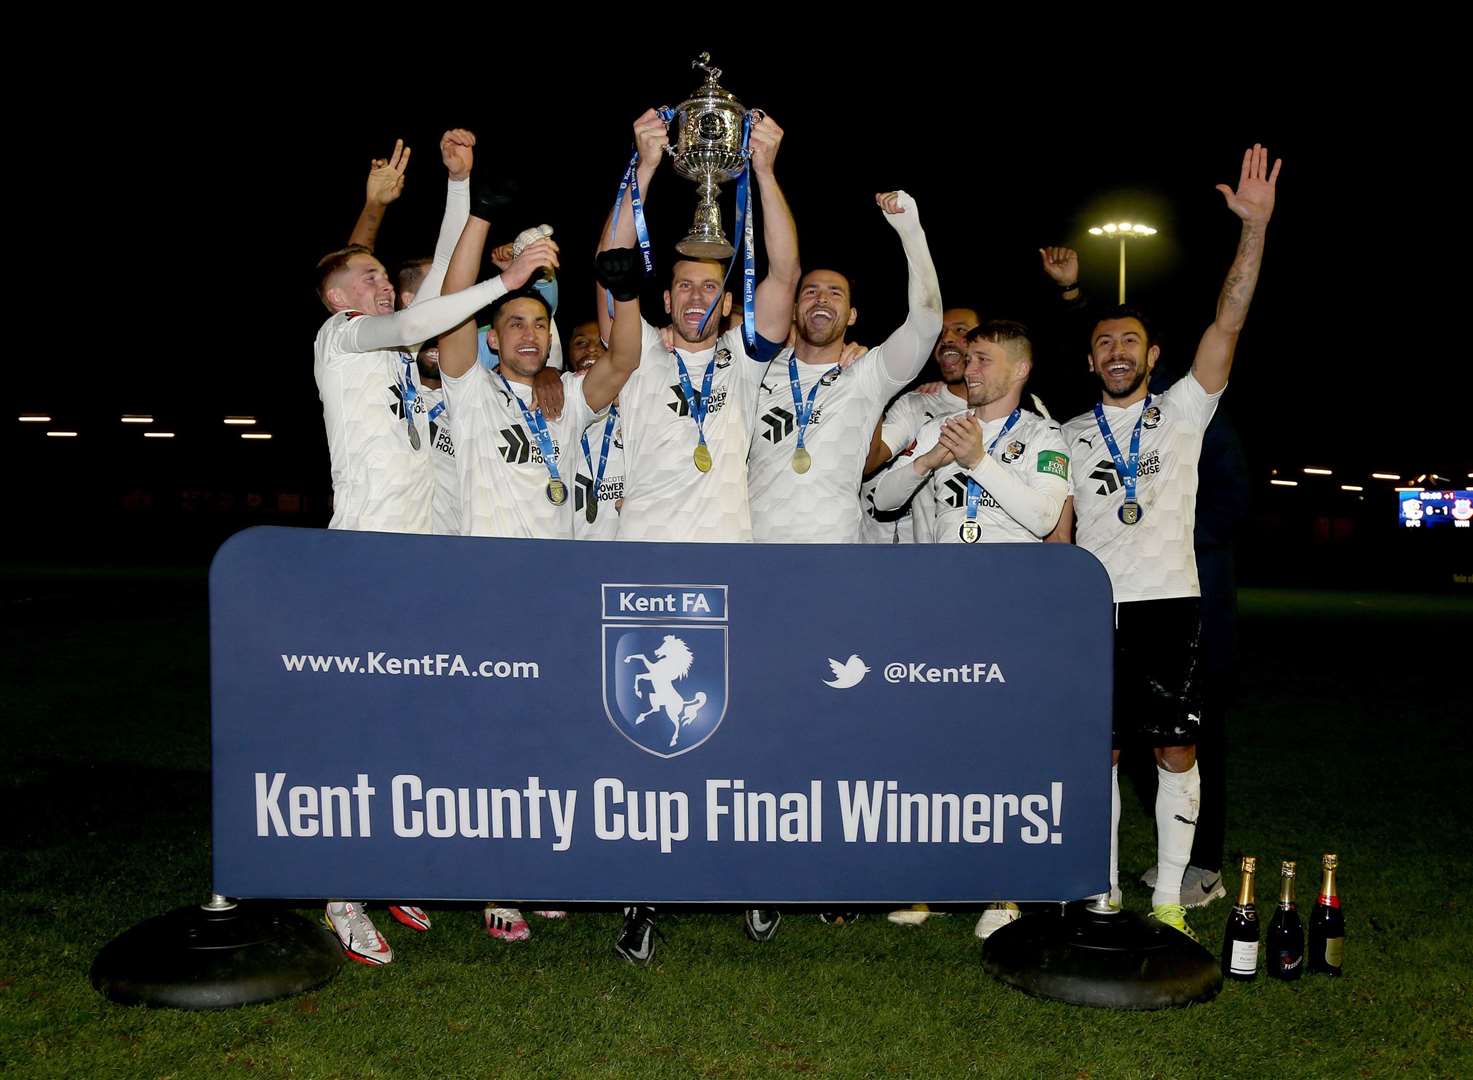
[1152,762,1201,907]
[1109,763,1121,893]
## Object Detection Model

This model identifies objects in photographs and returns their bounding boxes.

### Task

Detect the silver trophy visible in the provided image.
[665,53,758,260]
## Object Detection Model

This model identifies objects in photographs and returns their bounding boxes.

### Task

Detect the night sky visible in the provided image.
[13,43,1466,532]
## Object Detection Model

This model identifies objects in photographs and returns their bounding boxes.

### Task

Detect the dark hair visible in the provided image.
[669,256,729,292]
[396,257,433,296]
[488,285,553,328]
[314,244,375,306]
[796,266,856,306]
[1088,305,1154,351]
[968,319,1033,362]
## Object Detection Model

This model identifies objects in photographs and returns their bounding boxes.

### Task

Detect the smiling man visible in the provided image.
[1058,144,1281,941]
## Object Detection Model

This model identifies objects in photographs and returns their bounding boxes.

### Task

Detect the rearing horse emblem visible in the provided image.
[603,622,728,759]
[624,635,707,749]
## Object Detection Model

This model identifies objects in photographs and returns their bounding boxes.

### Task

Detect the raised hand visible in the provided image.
[440,128,476,182]
[490,243,515,271]
[1039,246,1079,287]
[501,238,560,291]
[366,139,410,206]
[747,112,783,177]
[1216,144,1281,227]
[876,190,920,231]
[633,109,668,172]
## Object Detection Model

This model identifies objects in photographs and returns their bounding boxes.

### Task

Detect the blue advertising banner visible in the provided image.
[210,527,1114,904]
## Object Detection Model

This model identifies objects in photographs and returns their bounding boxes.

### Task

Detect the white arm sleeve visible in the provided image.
[911,481,936,543]
[339,276,509,354]
[967,455,1070,539]
[872,421,941,511]
[873,459,928,513]
[873,192,944,388]
[408,179,470,308]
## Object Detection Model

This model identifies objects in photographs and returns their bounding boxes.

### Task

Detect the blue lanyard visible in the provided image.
[399,354,418,413]
[694,113,757,352]
[788,355,839,451]
[495,369,563,485]
[580,405,619,494]
[673,349,716,451]
[964,409,1022,524]
[427,399,445,425]
[604,108,673,320]
[1093,395,1150,508]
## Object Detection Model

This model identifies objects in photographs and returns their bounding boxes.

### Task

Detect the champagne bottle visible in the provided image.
[1266,860,1304,980]
[1221,855,1260,981]
[1308,853,1345,975]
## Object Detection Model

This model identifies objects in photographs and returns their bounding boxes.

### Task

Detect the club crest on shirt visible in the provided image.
[820,368,842,387]
[1001,439,1026,464]
[714,347,733,370]
[1142,405,1162,429]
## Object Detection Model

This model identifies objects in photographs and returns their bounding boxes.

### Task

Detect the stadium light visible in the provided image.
[241,432,273,441]
[224,416,257,426]
[1270,479,1298,487]
[1371,473,1400,480]
[121,415,153,424]
[1395,486,1425,492]
[1088,221,1158,303]
[143,432,175,439]
[1340,485,1364,492]
[18,414,50,422]
[46,431,78,438]
[1303,467,1333,476]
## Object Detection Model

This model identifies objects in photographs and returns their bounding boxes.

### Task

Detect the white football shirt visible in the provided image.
[314,310,434,534]
[572,407,626,541]
[441,366,603,539]
[419,384,462,536]
[902,410,1070,544]
[1061,372,1224,602]
[859,384,969,544]
[749,343,915,543]
[615,320,769,542]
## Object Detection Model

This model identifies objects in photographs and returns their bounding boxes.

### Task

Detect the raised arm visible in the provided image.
[435,200,491,379]
[595,110,667,342]
[410,130,476,308]
[871,191,944,384]
[584,249,645,412]
[1193,144,1281,394]
[747,115,801,342]
[348,139,409,249]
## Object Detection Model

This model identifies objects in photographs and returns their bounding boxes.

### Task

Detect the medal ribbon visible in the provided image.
[496,369,564,489]
[1092,395,1150,513]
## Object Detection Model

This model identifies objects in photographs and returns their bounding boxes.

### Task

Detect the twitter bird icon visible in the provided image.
[824,655,870,689]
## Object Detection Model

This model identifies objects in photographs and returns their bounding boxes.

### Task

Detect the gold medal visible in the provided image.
[791,447,812,474]
[959,520,982,544]
[693,443,713,473]
[546,479,568,506]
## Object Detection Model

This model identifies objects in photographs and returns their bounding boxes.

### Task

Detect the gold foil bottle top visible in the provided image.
[1242,856,1257,874]
[1281,860,1296,878]
[1323,853,1338,871]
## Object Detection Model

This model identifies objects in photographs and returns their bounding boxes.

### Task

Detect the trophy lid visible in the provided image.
[684,52,741,106]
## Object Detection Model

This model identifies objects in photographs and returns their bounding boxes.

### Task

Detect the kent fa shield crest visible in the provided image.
[601,585,729,758]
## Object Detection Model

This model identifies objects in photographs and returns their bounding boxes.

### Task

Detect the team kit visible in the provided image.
[311,119,1281,965]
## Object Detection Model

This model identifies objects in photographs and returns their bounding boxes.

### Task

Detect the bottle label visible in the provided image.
[1318,894,1341,909]
[1230,940,1259,975]
[1276,951,1302,973]
[1324,936,1344,967]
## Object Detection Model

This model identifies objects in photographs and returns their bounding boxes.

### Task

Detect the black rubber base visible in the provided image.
[982,904,1222,1010]
[91,902,341,1010]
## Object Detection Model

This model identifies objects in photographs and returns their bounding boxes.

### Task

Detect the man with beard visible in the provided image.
[859,307,979,544]
[748,191,942,542]
[314,129,544,964]
[872,320,1069,938]
[1059,145,1280,939]
[594,108,797,544]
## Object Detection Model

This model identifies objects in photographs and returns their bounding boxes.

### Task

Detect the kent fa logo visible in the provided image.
[602,584,729,758]
[1090,460,1120,496]
[500,425,532,464]
[760,407,795,444]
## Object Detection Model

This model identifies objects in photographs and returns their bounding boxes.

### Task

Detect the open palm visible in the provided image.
[1216,144,1281,226]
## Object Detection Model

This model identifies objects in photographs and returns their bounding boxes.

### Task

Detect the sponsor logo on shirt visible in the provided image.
[1037,450,1068,479]
[498,424,561,467]
[666,384,731,419]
